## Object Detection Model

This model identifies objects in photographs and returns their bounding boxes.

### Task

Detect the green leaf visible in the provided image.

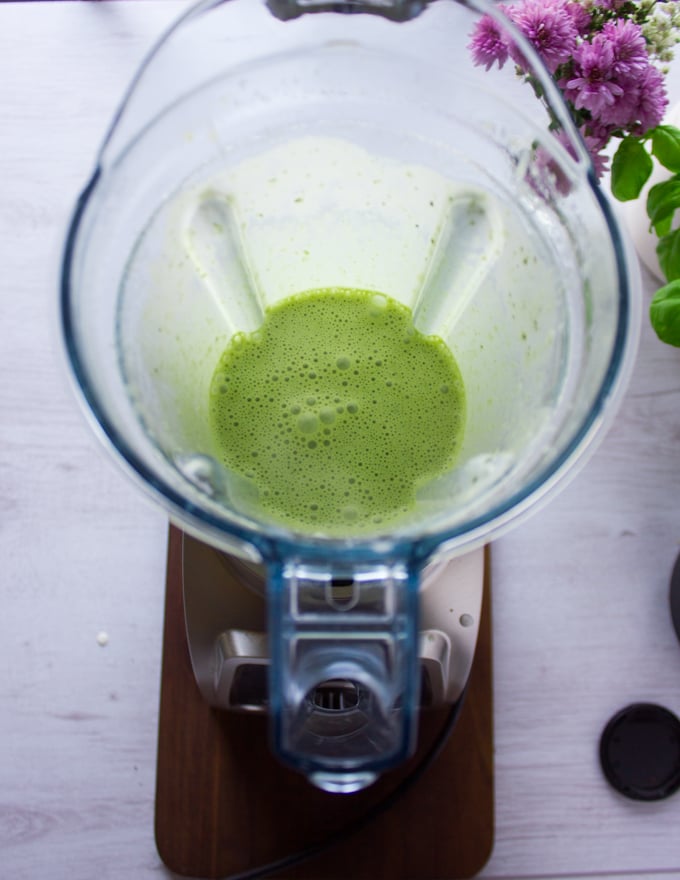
[657,228,680,282]
[646,177,680,236]
[650,279,680,347]
[655,213,674,239]
[611,137,653,201]
[651,126,680,173]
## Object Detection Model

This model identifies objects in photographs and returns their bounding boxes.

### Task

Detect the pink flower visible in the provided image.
[581,134,611,178]
[637,66,668,132]
[582,121,617,152]
[623,64,668,134]
[563,35,624,116]
[468,14,509,71]
[566,1,593,38]
[549,128,610,182]
[593,63,667,133]
[602,19,649,78]
[468,0,670,166]
[506,0,579,73]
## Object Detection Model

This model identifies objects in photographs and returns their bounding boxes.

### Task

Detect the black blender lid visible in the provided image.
[670,550,680,644]
[600,703,680,801]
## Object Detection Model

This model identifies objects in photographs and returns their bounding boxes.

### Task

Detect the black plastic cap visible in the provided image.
[670,550,680,644]
[600,703,680,801]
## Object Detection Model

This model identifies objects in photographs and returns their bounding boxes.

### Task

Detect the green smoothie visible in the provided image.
[209,287,465,532]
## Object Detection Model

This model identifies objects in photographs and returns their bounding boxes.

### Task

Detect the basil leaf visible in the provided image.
[611,137,653,201]
[657,228,680,282]
[651,126,680,173]
[655,213,674,239]
[650,279,680,347]
[647,177,680,235]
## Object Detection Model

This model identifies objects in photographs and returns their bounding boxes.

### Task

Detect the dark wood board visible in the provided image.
[155,526,494,879]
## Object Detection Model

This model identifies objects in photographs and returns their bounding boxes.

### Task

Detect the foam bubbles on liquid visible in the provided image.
[297,412,319,434]
[208,287,465,532]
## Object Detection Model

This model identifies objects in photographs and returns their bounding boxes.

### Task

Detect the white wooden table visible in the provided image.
[1,3,680,878]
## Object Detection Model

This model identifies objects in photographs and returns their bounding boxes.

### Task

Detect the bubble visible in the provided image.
[174,453,226,498]
[297,412,319,434]
[209,285,466,533]
[368,294,387,316]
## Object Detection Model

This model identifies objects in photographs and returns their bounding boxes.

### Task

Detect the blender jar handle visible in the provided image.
[267,557,421,792]
[266,0,427,22]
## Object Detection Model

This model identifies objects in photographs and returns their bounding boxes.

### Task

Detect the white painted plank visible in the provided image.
[1,3,680,879]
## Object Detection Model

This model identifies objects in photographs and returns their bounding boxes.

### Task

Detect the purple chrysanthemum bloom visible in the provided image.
[566,1,592,38]
[602,19,649,78]
[596,63,667,133]
[563,35,623,116]
[625,64,668,134]
[468,14,509,71]
[581,134,611,178]
[550,128,609,181]
[596,78,641,128]
[593,0,627,9]
[582,121,617,153]
[506,0,579,73]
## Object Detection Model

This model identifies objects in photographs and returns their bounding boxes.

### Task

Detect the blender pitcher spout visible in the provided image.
[267,557,421,791]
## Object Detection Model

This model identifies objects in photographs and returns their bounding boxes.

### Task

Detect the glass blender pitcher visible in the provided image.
[60,0,640,792]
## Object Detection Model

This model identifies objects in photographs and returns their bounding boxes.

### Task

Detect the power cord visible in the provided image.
[221,687,469,880]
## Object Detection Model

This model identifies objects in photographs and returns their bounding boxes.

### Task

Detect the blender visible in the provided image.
[60,0,640,796]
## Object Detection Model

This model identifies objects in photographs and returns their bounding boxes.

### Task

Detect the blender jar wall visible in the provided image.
[62,0,637,551]
[60,0,639,789]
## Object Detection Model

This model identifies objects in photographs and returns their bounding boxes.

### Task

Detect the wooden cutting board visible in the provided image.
[155,526,494,879]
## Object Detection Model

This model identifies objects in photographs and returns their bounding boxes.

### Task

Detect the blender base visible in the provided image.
[155,526,494,879]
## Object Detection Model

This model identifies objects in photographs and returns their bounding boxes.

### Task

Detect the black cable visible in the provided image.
[221,687,469,880]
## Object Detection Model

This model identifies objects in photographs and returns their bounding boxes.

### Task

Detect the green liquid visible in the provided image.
[209,287,465,532]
